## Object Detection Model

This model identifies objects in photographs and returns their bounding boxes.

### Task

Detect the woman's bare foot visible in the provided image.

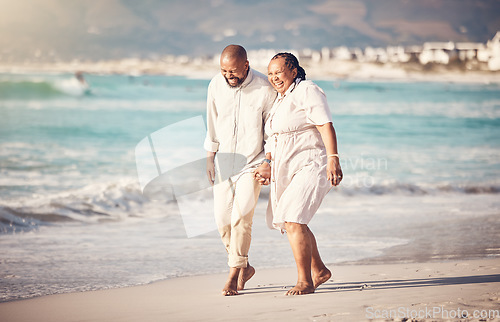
[285,281,315,295]
[313,267,332,289]
[237,265,255,291]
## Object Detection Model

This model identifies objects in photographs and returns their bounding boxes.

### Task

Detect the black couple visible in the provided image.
[205,45,342,296]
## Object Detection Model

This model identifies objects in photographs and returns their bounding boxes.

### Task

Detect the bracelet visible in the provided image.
[262,158,272,166]
[327,154,339,158]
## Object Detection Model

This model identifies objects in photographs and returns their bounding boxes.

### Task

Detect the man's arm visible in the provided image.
[261,86,277,171]
[204,81,219,185]
[206,151,216,185]
[254,152,271,185]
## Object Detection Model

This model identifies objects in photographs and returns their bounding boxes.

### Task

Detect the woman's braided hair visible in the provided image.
[271,52,306,80]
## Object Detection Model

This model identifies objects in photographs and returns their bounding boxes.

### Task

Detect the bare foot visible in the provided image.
[222,278,239,296]
[237,265,255,291]
[222,268,240,296]
[313,267,332,289]
[285,282,315,296]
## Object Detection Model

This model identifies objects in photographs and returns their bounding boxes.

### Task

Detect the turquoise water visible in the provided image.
[2,74,498,199]
[0,72,499,301]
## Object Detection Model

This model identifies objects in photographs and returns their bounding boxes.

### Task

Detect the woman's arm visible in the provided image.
[316,122,343,186]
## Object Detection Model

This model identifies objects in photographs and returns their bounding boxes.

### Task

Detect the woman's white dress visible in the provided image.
[265,79,333,231]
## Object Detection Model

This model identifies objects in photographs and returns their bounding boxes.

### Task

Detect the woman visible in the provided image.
[254,53,343,295]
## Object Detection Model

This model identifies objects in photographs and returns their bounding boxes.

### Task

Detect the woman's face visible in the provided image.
[267,57,297,95]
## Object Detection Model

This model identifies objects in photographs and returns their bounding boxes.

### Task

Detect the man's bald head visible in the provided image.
[220,44,247,63]
[219,45,249,87]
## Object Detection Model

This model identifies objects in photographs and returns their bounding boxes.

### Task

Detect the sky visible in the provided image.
[0,0,499,62]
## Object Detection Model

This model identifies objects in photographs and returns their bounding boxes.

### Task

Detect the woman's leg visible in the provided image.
[307,227,332,288]
[284,222,315,295]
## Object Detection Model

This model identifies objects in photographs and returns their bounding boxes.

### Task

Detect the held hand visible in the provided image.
[327,157,343,186]
[206,157,216,186]
[254,162,271,185]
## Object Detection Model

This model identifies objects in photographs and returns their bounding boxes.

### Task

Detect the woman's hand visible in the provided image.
[316,122,342,186]
[327,156,343,186]
[254,162,271,185]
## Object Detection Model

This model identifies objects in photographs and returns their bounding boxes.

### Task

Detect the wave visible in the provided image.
[331,100,500,119]
[0,98,205,112]
[0,180,176,234]
[350,182,500,195]
[0,77,90,98]
[2,178,497,234]
[258,181,500,198]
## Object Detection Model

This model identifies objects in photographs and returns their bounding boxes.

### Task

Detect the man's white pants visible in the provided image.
[213,172,261,268]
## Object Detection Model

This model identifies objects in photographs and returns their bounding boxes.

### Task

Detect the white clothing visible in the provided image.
[265,80,333,231]
[213,172,260,268]
[204,68,276,179]
[204,68,275,267]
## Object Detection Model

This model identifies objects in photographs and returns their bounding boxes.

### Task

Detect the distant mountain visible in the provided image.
[0,0,499,62]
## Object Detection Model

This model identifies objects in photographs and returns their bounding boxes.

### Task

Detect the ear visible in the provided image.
[292,68,297,78]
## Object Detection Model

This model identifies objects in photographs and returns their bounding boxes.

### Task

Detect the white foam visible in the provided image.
[52,78,89,96]
[0,98,205,112]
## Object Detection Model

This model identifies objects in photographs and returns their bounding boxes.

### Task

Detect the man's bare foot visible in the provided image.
[237,265,255,291]
[222,268,240,296]
[313,267,332,289]
[222,278,239,296]
[285,282,315,296]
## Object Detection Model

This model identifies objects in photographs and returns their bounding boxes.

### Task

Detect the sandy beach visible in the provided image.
[1,258,499,322]
[2,2,500,321]
[1,58,499,322]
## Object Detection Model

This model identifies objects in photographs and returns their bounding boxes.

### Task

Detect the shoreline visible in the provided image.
[1,257,499,321]
[1,193,499,306]
[1,58,499,321]
[1,61,500,84]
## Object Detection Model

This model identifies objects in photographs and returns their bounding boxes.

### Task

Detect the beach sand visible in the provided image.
[1,258,499,322]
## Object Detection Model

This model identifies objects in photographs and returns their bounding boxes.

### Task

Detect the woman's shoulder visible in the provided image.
[296,80,326,96]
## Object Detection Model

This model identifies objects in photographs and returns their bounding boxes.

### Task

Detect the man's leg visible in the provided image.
[229,173,261,290]
[213,179,238,295]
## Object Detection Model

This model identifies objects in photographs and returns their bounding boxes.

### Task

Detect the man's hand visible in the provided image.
[206,152,216,185]
[254,162,271,185]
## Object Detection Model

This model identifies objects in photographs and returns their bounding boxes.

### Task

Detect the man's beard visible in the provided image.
[224,75,244,87]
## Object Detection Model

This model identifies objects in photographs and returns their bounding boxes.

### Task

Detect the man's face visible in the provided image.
[220,57,249,87]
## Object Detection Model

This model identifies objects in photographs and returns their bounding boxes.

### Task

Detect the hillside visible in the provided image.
[0,0,499,61]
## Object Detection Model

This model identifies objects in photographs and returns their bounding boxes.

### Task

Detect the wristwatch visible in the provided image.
[262,158,272,166]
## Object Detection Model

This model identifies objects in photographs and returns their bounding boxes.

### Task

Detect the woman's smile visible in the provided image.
[267,57,297,94]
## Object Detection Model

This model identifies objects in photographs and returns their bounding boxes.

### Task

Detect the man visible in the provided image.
[204,44,276,296]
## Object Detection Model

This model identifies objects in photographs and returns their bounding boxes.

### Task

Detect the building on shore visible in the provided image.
[481,31,500,71]
[295,32,500,70]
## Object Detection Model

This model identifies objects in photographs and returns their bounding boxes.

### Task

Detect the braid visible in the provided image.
[271,52,306,80]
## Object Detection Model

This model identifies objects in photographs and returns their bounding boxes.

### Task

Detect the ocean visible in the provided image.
[1,72,499,302]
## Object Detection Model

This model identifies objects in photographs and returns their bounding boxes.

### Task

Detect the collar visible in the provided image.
[240,68,253,88]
